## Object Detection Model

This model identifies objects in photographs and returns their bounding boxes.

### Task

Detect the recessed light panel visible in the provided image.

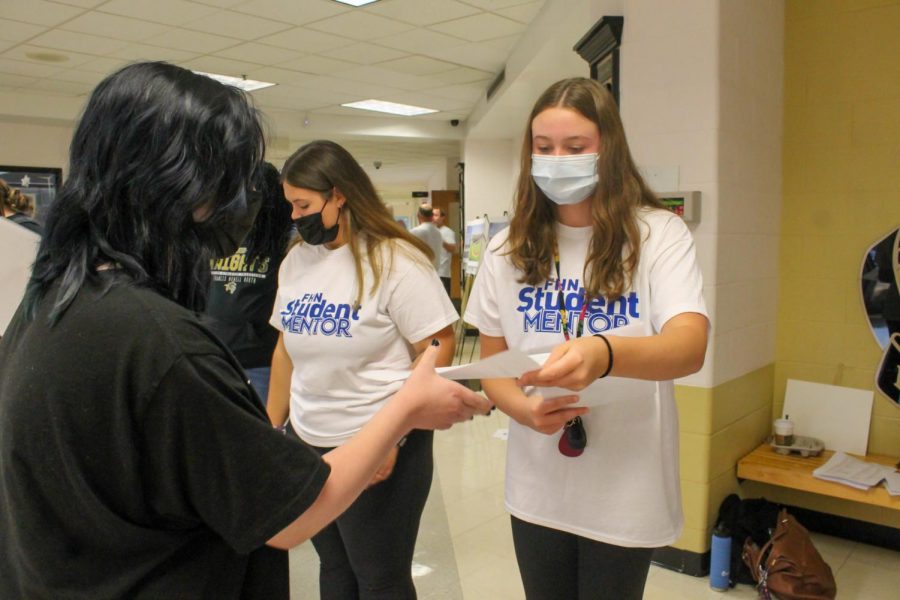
[341,99,438,116]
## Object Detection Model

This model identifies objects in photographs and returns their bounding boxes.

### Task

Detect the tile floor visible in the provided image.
[289,339,900,599]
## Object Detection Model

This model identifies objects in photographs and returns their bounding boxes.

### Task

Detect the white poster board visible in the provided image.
[783,379,874,456]
[0,218,40,333]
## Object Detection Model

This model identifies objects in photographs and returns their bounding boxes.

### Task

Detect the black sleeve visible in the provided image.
[139,352,330,554]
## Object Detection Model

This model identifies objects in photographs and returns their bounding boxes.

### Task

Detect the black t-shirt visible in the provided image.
[203,246,284,368]
[0,274,330,599]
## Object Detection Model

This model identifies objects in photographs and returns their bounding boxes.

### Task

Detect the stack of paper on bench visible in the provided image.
[813,452,897,494]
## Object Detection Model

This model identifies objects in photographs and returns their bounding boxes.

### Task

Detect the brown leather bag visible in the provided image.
[741,509,837,600]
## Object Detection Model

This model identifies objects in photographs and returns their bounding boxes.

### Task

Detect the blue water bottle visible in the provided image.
[710,521,731,591]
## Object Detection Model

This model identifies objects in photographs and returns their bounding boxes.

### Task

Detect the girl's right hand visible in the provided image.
[396,342,492,431]
[513,392,588,435]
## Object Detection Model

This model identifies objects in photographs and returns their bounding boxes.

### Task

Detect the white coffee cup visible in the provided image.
[773,418,794,446]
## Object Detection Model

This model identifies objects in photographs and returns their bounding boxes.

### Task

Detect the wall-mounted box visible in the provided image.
[658,191,700,223]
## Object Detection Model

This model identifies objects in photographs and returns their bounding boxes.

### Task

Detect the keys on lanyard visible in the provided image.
[554,251,587,458]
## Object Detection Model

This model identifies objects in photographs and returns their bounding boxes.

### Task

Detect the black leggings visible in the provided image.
[511,515,654,600]
[302,428,434,600]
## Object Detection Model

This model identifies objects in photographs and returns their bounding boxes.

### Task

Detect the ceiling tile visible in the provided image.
[375,28,466,54]
[98,0,219,27]
[50,0,108,7]
[429,13,524,42]
[181,10,290,41]
[303,74,403,99]
[230,0,348,26]
[186,0,246,7]
[32,77,94,95]
[419,66,493,86]
[183,55,263,77]
[0,19,47,43]
[242,65,320,86]
[28,30,130,56]
[484,34,521,54]
[215,42,304,65]
[325,42,406,66]
[106,43,199,63]
[74,56,130,74]
[0,57,64,78]
[429,82,487,102]
[0,72,39,87]
[0,0,84,27]
[275,55,357,76]
[2,44,96,69]
[142,28,241,54]
[255,27,346,53]
[51,68,106,85]
[61,12,172,42]
[495,0,544,24]
[460,0,534,9]
[252,83,354,111]
[337,65,429,91]
[427,41,507,71]
[305,11,414,41]
[365,0,481,27]
[377,55,459,76]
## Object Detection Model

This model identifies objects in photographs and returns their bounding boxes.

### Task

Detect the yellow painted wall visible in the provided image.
[673,366,774,553]
[767,0,900,526]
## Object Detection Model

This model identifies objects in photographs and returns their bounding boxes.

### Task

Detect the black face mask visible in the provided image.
[294,199,340,245]
[201,191,263,259]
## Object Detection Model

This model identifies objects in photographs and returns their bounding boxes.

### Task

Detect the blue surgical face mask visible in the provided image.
[531,153,599,205]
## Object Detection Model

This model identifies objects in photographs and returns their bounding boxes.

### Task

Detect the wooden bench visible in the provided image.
[737,443,900,510]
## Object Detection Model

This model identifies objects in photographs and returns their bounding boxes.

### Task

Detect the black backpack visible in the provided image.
[715,494,782,586]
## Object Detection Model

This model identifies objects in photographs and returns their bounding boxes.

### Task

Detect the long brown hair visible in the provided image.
[281,140,433,307]
[505,77,664,300]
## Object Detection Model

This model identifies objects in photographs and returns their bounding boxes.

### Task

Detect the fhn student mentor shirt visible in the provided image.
[464,208,708,547]
[271,238,458,447]
[0,274,330,599]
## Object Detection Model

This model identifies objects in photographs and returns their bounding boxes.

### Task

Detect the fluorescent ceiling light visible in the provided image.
[193,71,276,92]
[341,99,438,116]
[333,0,381,6]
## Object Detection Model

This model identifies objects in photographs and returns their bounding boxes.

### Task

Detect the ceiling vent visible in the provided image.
[486,69,506,101]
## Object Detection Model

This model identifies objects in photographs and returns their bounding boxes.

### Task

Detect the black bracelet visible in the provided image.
[593,333,614,378]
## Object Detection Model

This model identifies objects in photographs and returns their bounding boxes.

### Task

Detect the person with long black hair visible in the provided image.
[203,161,293,402]
[0,61,489,600]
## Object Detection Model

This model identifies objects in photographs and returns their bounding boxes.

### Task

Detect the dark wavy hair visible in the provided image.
[241,162,293,263]
[25,61,265,322]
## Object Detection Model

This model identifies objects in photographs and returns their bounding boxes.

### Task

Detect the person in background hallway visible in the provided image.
[464,77,709,600]
[0,62,488,600]
[432,207,459,297]
[1,179,42,235]
[408,202,443,270]
[267,140,461,600]
[203,162,292,403]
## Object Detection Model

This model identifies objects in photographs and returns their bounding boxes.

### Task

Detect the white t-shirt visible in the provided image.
[271,238,458,447]
[409,222,443,270]
[464,208,707,547]
[436,225,456,278]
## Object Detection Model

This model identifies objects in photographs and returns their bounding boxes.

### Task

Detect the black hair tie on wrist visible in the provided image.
[593,333,614,378]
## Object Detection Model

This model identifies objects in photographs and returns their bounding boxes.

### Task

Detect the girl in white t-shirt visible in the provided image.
[464,78,709,599]
[267,140,459,599]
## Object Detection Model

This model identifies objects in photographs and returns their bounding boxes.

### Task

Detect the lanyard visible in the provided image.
[553,250,588,341]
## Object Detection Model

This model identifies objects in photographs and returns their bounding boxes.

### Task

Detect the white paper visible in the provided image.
[783,379,873,455]
[366,349,542,383]
[526,376,657,408]
[0,218,40,333]
[435,348,541,380]
[812,451,891,490]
